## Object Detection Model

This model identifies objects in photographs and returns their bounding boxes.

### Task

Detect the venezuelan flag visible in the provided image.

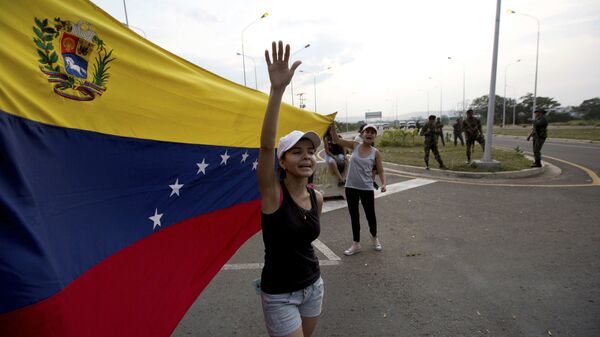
[0,1,333,336]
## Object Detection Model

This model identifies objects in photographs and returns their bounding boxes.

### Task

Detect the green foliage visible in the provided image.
[514,146,523,154]
[575,97,600,120]
[93,35,105,51]
[380,144,532,172]
[545,111,573,123]
[92,49,115,87]
[333,120,365,133]
[470,94,509,124]
[519,92,560,117]
[378,128,421,147]
[553,119,600,126]
[470,93,562,125]
[33,17,60,73]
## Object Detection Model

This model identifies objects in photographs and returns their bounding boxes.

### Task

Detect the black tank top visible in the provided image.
[260,183,320,294]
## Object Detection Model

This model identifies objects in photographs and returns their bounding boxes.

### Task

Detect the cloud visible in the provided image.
[92,0,600,118]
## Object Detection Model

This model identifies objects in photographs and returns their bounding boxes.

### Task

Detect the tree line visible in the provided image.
[469,94,600,124]
[333,95,599,131]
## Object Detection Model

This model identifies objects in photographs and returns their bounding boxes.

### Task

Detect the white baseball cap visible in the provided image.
[362,124,378,133]
[277,130,321,160]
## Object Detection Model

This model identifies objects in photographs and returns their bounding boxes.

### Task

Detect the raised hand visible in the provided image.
[265,40,301,91]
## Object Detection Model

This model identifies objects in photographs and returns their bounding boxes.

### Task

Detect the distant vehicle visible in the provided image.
[397,121,407,128]
[406,121,416,129]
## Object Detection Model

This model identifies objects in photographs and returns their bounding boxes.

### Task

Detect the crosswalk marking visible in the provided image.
[222,178,437,270]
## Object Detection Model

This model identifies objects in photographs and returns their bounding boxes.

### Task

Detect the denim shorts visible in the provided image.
[260,277,324,337]
[325,154,345,164]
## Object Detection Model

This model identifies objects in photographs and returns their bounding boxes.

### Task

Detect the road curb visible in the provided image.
[383,159,546,179]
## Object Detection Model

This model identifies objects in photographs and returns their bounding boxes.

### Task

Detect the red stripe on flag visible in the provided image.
[0,199,261,337]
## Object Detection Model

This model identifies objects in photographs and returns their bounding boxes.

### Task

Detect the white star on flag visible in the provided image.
[149,208,163,230]
[169,178,184,197]
[196,158,209,175]
[220,150,230,165]
[241,150,249,163]
[252,159,258,170]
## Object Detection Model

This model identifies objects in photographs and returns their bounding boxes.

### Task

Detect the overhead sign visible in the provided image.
[365,111,382,119]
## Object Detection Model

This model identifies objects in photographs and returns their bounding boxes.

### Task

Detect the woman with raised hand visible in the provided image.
[329,123,387,256]
[257,40,324,337]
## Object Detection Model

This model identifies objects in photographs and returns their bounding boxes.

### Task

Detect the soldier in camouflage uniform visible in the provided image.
[435,117,445,146]
[462,109,485,162]
[453,117,464,146]
[527,108,548,167]
[420,115,448,170]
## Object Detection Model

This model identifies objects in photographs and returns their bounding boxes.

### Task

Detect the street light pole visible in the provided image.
[508,9,540,121]
[122,0,129,27]
[290,44,310,106]
[508,85,517,126]
[483,0,502,163]
[503,59,521,127]
[241,12,268,87]
[300,66,331,112]
[236,53,257,89]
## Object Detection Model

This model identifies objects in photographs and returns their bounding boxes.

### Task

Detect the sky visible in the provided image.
[91,0,600,122]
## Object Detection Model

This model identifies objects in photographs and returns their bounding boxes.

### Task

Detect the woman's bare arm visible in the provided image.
[257,41,301,213]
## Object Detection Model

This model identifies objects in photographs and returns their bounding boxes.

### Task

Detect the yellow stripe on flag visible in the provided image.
[0,0,334,147]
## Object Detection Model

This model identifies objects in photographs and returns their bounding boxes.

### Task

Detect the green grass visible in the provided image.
[551,119,600,127]
[379,140,532,172]
[490,126,600,141]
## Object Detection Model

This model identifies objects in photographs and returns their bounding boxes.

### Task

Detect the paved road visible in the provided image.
[492,135,600,176]
[172,138,600,337]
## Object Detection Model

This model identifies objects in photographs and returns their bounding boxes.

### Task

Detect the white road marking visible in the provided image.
[222,259,342,270]
[222,178,437,270]
[322,178,437,213]
[313,239,341,261]
[222,263,262,270]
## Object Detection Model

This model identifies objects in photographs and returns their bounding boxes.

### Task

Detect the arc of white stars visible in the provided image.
[220,150,230,165]
[196,158,209,175]
[169,178,184,197]
[252,159,258,170]
[241,150,249,163]
[149,208,163,230]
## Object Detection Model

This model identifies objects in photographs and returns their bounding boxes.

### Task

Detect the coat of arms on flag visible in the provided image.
[33,17,115,101]
[1,1,333,336]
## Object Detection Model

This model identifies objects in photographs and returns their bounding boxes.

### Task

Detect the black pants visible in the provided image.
[466,135,485,161]
[437,133,445,146]
[424,142,444,166]
[345,187,377,242]
[453,132,464,146]
[533,137,546,163]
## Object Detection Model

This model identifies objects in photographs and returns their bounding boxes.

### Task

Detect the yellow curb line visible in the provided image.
[542,154,600,185]
[497,146,600,186]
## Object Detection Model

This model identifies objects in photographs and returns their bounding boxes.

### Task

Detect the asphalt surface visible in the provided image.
[172,136,600,337]
[492,135,600,176]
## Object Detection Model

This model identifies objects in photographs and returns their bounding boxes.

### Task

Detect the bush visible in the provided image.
[379,128,422,147]
[546,111,574,123]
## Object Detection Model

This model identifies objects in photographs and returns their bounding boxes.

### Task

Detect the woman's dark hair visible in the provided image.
[358,123,366,133]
